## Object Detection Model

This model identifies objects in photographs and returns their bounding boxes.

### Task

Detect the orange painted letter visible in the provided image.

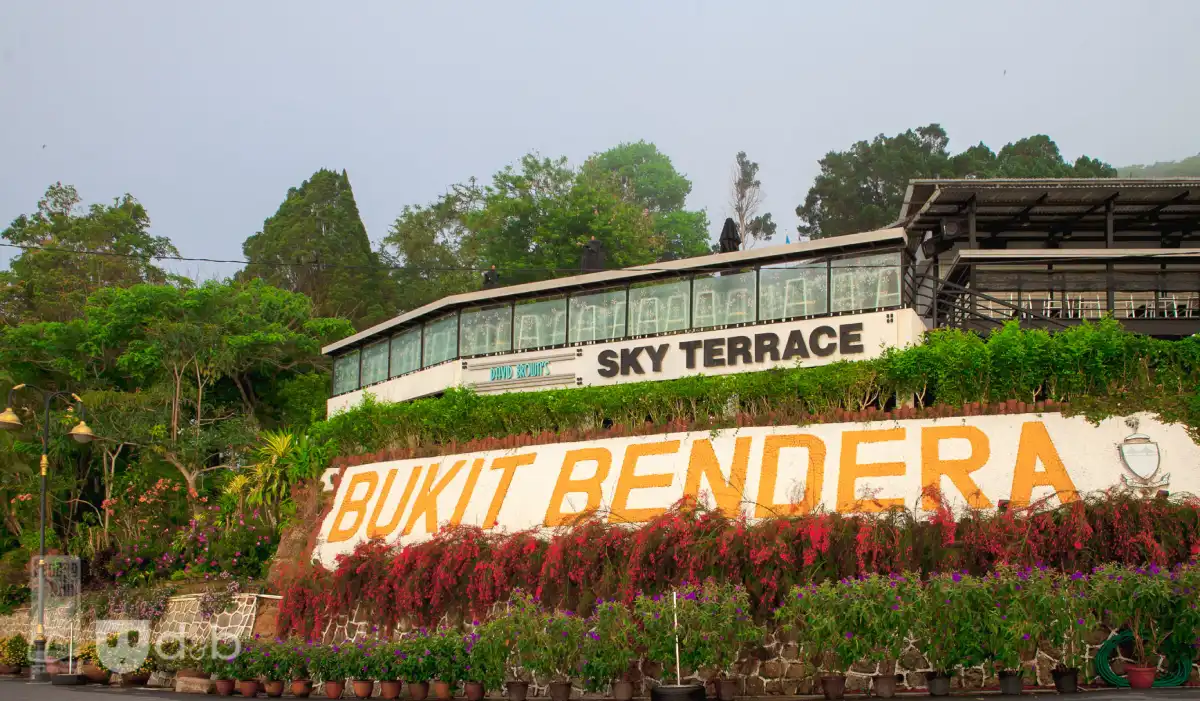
[754,434,826,517]
[1010,421,1078,506]
[545,448,612,527]
[327,471,380,543]
[609,441,680,523]
[402,460,466,536]
[683,437,750,517]
[367,466,422,539]
[837,428,906,513]
[484,453,537,528]
[450,458,487,527]
[921,426,992,509]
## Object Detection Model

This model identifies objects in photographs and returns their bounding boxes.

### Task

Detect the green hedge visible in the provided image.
[311,319,1200,457]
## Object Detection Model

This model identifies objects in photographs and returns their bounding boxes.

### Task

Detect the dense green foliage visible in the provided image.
[795,125,1119,238]
[1119,153,1200,178]
[312,320,1200,458]
[241,169,400,329]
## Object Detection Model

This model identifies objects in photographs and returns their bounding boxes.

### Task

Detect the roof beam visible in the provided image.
[1050,192,1120,234]
[1116,191,1191,229]
[983,193,1050,233]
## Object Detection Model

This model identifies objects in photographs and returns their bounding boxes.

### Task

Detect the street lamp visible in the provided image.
[0,384,93,682]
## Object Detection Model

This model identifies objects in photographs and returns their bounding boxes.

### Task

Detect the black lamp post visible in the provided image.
[0,384,93,682]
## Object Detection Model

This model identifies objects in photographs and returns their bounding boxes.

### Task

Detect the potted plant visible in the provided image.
[74,641,110,684]
[429,628,467,700]
[0,634,29,675]
[912,573,990,696]
[464,623,506,701]
[396,632,435,701]
[581,601,640,701]
[528,609,584,701]
[46,640,70,675]
[203,639,239,696]
[259,641,288,698]
[343,641,376,698]
[366,641,404,700]
[489,590,542,701]
[846,574,918,699]
[1020,568,1091,694]
[635,583,718,701]
[234,641,264,697]
[1092,564,1176,689]
[310,643,349,698]
[284,642,316,698]
[777,581,868,700]
[983,568,1040,696]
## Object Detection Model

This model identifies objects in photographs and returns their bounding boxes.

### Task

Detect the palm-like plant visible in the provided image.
[223,430,330,527]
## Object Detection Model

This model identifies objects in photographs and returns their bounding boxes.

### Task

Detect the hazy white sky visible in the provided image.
[2,1,1199,280]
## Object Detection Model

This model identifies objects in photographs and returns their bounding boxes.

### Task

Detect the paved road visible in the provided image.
[2,681,1200,701]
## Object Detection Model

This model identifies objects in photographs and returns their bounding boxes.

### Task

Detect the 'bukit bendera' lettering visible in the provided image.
[314,413,1199,567]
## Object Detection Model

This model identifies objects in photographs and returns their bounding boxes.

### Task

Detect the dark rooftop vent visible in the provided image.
[581,236,605,272]
[718,217,741,253]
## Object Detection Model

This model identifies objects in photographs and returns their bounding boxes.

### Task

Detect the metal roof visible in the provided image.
[323,227,906,355]
[901,178,1200,235]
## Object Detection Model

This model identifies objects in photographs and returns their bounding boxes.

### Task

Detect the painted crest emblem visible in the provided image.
[1117,418,1168,489]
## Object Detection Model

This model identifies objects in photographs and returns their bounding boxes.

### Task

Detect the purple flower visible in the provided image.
[844,632,854,639]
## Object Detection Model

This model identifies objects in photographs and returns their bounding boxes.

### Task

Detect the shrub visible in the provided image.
[395,631,437,684]
[464,625,506,691]
[1091,563,1200,667]
[982,568,1042,674]
[777,581,869,675]
[912,572,992,674]
[427,628,467,684]
[580,600,639,691]
[637,581,762,681]
[365,641,404,683]
[0,634,28,668]
[843,574,919,670]
[527,610,584,683]
[307,643,350,684]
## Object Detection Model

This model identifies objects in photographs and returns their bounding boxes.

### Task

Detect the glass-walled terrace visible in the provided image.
[331,250,904,396]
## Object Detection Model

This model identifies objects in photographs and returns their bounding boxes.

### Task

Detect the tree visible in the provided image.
[580,142,711,260]
[730,151,776,248]
[795,125,1119,238]
[0,183,179,325]
[241,169,399,328]
[384,183,482,311]
[1119,153,1200,178]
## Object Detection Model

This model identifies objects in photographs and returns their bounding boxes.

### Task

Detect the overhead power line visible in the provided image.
[0,241,914,273]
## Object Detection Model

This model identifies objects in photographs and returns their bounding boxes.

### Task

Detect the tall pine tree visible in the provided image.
[241,169,398,328]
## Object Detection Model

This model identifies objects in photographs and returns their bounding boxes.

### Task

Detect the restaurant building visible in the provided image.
[324,178,1200,413]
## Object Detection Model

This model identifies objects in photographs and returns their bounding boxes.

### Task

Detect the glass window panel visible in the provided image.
[831,252,901,313]
[692,270,756,328]
[460,304,513,356]
[390,327,421,377]
[569,288,627,343]
[759,261,828,320]
[629,279,690,336]
[360,339,389,386]
[332,350,360,395]
[423,314,458,367]
[514,297,567,350]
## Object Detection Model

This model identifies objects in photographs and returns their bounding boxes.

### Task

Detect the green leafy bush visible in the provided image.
[637,581,762,681]
[580,600,639,691]
[426,628,467,684]
[777,581,869,675]
[464,625,506,691]
[0,633,28,668]
[912,572,992,674]
[527,609,585,682]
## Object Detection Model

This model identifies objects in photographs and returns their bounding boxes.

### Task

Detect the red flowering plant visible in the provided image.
[538,514,630,612]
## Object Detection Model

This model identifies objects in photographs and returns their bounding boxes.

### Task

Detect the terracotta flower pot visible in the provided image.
[613,680,635,701]
[465,681,485,701]
[505,681,528,701]
[0,664,18,675]
[265,680,286,697]
[353,680,375,698]
[548,681,572,701]
[216,679,238,696]
[821,675,847,701]
[124,671,151,687]
[380,680,402,700]
[1051,668,1078,694]
[432,680,453,700]
[178,668,207,679]
[80,664,110,684]
[410,681,431,701]
[1125,666,1156,689]
[292,680,315,698]
[716,679,736,701]
[241,679,262,697]
[649,685,704,701]
[326,680,346,698]
[872,675,897,699]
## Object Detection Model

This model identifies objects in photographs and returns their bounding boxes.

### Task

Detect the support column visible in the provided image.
[1105,198,1115,314]
[967,199,978,318]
